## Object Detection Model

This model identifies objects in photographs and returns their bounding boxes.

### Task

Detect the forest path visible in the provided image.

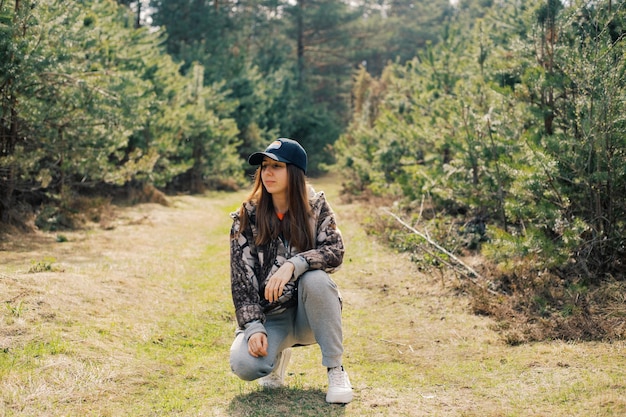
[1,174,624,416]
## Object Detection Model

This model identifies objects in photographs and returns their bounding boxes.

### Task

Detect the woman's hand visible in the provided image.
[248,332,268,357]
[264,261,295,303]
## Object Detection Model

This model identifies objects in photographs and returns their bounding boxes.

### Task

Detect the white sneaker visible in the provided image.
[258,348,292,388]
[326,366,353,404]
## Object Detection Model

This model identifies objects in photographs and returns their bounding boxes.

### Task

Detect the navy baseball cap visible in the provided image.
[248,138,308,173]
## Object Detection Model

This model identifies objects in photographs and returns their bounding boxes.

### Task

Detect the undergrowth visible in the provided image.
[359,201,626,344]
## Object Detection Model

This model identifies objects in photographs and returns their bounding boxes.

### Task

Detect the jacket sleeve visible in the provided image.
[230,213,265,328]
[297,193,345,272]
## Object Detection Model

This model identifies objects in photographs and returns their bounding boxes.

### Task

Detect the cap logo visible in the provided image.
[266,140,282,151]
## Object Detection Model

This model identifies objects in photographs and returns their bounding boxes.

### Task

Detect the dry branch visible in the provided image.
[382,208,498,295]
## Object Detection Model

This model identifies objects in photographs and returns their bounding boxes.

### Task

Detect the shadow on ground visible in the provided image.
[228,387,347,417]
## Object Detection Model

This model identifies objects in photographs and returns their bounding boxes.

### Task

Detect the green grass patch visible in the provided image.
[0,336,71,378]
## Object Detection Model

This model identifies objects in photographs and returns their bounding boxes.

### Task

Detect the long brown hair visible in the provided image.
[239,164,315,251]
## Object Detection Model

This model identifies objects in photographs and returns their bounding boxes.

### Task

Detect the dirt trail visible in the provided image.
[1,178,625,416]
[0,194,239,414]
[1,195,218,346]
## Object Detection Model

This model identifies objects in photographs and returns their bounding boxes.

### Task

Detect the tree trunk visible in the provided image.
[190,139,204,194]
[135,0,141,28]
[296,0,305,89]
[0,107,18,222]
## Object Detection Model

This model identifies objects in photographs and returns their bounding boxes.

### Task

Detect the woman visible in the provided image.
[229,138,353,404]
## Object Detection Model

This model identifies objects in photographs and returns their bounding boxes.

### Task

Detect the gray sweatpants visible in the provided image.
[229,270,344,381]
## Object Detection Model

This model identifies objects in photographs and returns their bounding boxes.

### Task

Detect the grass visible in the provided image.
[0,174,625,416]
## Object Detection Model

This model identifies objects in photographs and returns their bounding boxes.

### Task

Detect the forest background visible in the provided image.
[1,0,625,343]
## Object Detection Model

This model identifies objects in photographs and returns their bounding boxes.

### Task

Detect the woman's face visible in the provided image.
[261,157,288,197]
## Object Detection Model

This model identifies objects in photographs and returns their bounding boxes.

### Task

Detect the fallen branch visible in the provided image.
[380,338,414,353]
[382,208,498,295]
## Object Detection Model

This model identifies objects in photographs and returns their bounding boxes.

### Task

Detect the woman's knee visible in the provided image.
[230,334,272,381]
[298,270,339,299]
[230,352,272,381]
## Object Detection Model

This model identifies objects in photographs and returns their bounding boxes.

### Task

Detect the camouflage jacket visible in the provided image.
[230,189,344,329]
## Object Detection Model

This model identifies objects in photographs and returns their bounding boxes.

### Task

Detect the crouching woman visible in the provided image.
[229,138,353,404]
